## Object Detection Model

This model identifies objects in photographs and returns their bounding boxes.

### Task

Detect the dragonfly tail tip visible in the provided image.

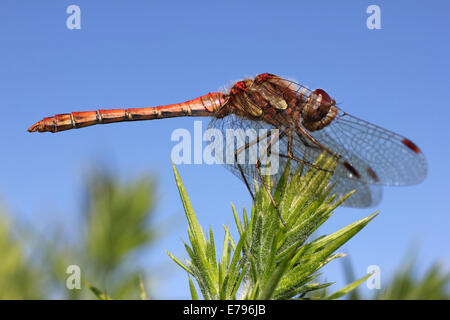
[27,121,41,133]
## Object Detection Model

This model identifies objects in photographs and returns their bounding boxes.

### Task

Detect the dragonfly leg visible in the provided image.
[234,129,277,200]
[255,155,286,226]
[236,162,254,200]
[294,121,340,159]
[285,128,333,173]
[255,129,291,226]
[234,128,288,225]
[234,132,271,200]
[280,154,332,173]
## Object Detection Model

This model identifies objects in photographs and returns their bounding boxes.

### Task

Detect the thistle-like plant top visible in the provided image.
[168,153,377,300]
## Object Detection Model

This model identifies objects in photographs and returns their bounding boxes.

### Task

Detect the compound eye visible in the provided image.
[313,89,332,105]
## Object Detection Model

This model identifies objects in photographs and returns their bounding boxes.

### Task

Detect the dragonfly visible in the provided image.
[28,73,427,224]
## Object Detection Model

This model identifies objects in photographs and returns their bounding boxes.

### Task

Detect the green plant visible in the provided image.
[168,153,376,300]
[0,210,45,299]
[0,170,160,300]
[375,256,450,300]
[44,170,160,299]
[342,251,450,300]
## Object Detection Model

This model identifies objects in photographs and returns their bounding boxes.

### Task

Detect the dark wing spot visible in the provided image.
[366,167,380,182]
[344,161,361,179]
[402,138,421,154]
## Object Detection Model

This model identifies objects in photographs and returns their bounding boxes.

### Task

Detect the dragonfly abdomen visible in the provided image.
[27,92,226,133]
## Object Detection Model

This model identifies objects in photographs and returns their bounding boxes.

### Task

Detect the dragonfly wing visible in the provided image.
[288,133,383,207]
[207,115,382,207]
[328,174,382,208]
[308,109,427,186]
[255,74,427,186]
[206,115,281,185]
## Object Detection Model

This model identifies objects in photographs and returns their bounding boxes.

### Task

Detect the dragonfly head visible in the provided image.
[301,89,338,131]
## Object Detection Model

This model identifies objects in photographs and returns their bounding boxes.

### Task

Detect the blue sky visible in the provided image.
[0,1,449,298]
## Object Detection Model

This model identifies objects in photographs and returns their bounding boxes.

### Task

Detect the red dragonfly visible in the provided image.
[28,73,427,217]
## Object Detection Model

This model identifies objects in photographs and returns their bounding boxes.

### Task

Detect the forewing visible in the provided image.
[309,109,427,186]
[257,74,427,186]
